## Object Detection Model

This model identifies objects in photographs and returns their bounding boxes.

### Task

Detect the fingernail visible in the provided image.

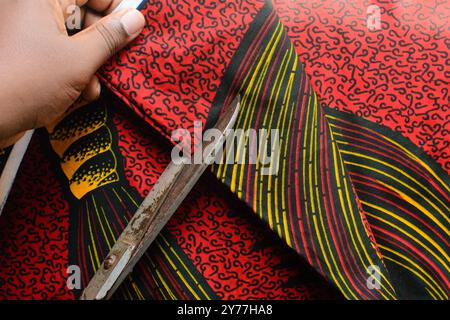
[120,9,145,36]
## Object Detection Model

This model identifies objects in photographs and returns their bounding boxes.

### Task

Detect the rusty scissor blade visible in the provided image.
[81,95,241,300]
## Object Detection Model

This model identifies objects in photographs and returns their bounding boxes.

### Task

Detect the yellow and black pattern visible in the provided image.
[210,4,397,300]
[208,3,449,299]
[48,106,119,199]
[116,234,217,300]
[47,98,216,300]
[326,108,450,299]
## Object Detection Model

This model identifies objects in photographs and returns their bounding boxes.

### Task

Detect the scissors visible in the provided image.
[81,95,241,300]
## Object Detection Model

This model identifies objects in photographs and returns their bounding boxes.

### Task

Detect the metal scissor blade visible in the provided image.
[0,130,34,216]
[113,0,146,12]
[81,95,241,300]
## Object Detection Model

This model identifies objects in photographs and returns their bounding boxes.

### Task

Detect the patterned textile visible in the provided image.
[0,93,340,300]
[0,0,449,300]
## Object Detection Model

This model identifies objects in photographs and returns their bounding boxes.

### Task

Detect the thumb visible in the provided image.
[71,9,145,75]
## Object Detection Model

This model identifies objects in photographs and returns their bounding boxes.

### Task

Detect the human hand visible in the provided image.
[0,0,145,147]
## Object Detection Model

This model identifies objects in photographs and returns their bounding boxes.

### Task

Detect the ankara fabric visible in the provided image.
[0,0,449,300]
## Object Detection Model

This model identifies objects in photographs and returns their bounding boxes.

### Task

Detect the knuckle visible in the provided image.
[63,84,83,105]
[95,21,125,56]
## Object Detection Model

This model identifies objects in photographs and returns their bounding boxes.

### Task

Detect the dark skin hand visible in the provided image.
[0,0,145,147]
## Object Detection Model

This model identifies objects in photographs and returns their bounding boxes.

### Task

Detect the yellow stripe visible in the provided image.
[312,103,359,299]
[380,134,450,194]
[131,281,145,300]
[313,215,352,299]
[147,255,169,300]
[276,56,297,242]
[157,241,200,300]
[263,47,296,238]
[363,202,450,272]
[341,151,450,225]
[160,235,212,299]
[87,246,96,274]
[100,206,116,242]
[257,32,292,226]
[154,268,176,300]
[222,22,283,183]
[379,245,446,299]
[86,201,101,269]
[280,63,299,247]
[308,94,317,215]
[329,122,395,299]
[91,195,111,249]
[326,115,450,194]
[235,24,284,196]
[121,186,140,208]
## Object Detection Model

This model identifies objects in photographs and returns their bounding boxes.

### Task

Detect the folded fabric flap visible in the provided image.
[100,0,395,299]
[325,108,450,299]
[97,0,450,299]
[208,3,397,299]
[99,0,266,147]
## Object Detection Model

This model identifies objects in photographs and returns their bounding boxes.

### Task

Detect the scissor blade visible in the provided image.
[0,130,34,216]
[81,96,241,300]
[114,0,146,12]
